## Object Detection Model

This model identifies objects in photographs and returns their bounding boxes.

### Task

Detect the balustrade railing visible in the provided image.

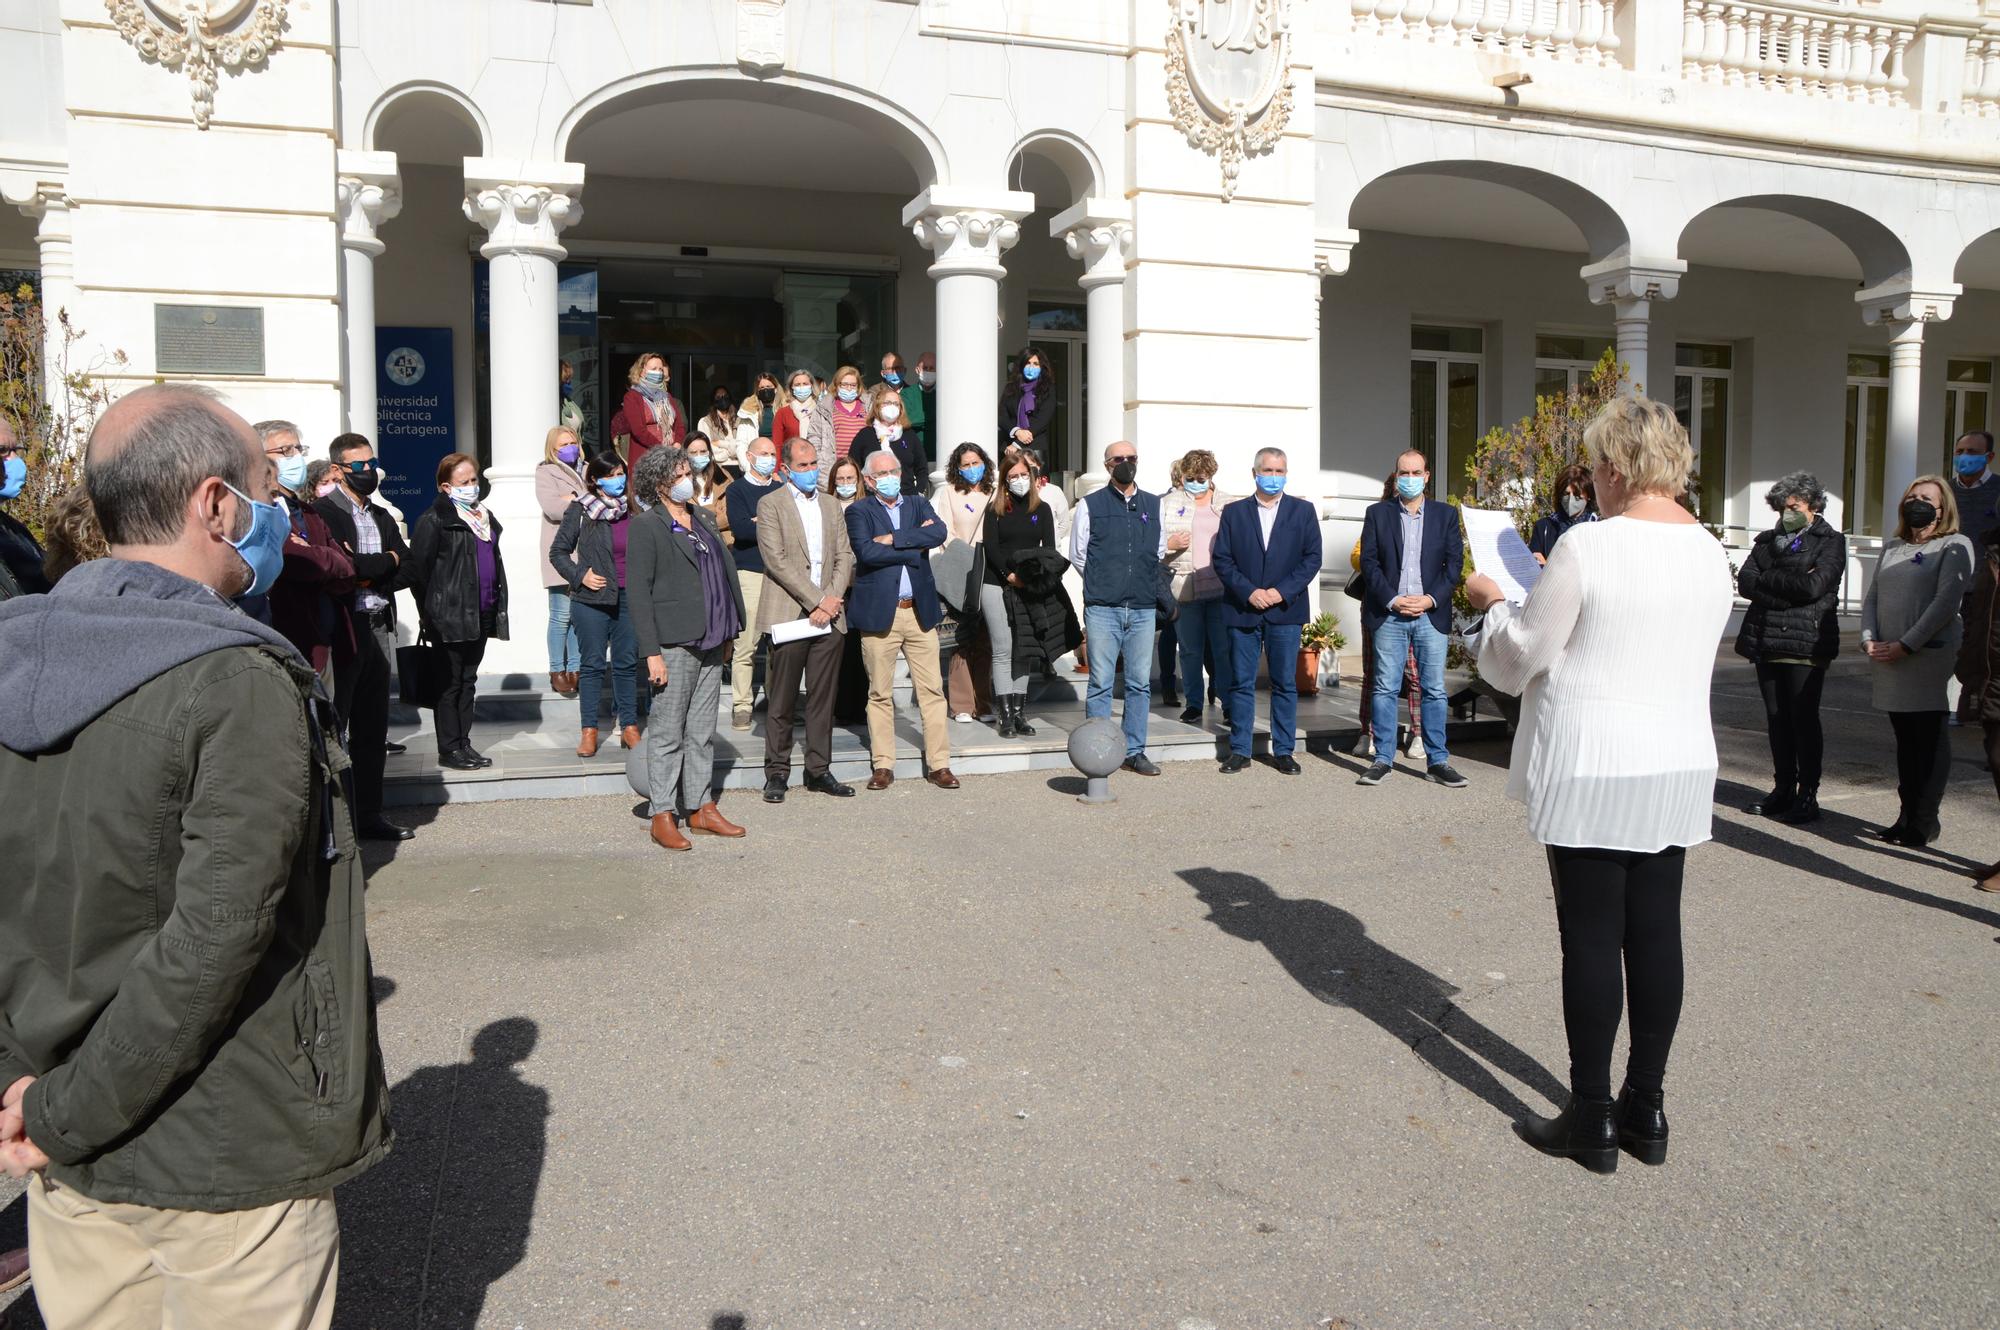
[1349,0,1625,67]
[1965,32,2000,118]
[1680,1,1915,104]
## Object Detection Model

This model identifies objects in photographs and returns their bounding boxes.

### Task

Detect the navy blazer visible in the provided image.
[844,491,948,633]
[1358,497,1463,634]
[1211,493,1324,629]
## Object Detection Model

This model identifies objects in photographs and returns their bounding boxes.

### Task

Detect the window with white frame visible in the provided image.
[1844,352,1889,538]
[1534,333,1615,400]
[1673,343,1732,524]
[1410,325,1483,499]
[1944,359,1994,465]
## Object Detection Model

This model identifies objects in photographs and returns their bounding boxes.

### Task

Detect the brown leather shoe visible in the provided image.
[620,724,642,749]
[926,767,961,790]
[689,802,746,837]
[576,727,600,757]
[649,812,691,852]
[551,671,578,697]
[0,1245,28,1295]
[867,767,893,790]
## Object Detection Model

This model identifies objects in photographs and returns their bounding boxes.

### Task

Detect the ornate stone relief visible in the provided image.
[1165,0,1294,201]
[463,184,584,262]
[737,0,786,76]
[105,1,288,130]
[911,210,1022,277]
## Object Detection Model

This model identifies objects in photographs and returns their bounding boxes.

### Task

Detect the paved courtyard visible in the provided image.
[6,668,1998,1328]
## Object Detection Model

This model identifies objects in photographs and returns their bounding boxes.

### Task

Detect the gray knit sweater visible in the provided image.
[1864,533,1974,713]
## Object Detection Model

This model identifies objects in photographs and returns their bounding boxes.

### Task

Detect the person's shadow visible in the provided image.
[335,1017,549,1328]
[1177,868,1566,1120]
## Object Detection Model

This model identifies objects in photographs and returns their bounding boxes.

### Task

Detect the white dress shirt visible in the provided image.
[789,482,824,587]
[1255,494,1281,548]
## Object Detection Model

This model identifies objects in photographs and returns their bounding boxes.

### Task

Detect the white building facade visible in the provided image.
[3,0,1998,672]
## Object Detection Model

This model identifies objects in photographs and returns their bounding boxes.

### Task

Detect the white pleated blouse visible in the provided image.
[1476,517,1736,853]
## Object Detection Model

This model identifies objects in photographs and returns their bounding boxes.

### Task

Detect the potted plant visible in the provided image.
[1298,612,1345,695]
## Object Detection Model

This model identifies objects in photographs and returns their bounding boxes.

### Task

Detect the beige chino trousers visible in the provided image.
[859,604,952,772]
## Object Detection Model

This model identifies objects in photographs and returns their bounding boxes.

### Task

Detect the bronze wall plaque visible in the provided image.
[154,304,265,376]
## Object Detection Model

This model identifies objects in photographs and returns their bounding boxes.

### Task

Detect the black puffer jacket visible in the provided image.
[1004,546,1081,677]
[409,496,510,644]
[1735,516,1845,662]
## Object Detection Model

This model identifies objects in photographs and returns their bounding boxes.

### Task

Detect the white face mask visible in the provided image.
[916,369,935,388]
[1562,494,1587,518]
[878,402,902,423]
[1007,476,1032,497]
[448,483,480,507]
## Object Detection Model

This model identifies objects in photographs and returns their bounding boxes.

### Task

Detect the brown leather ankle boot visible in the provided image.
[649,812,691,852]
[688,802,746,838]
[620,724,642,749]
[576,727,600,757]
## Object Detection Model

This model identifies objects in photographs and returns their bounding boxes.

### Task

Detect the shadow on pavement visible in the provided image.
[357,799,446,875]
[334,1016,550,1329]
[1177,868,1565,1121]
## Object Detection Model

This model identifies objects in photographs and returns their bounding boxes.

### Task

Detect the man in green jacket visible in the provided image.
[0,384,391,1328]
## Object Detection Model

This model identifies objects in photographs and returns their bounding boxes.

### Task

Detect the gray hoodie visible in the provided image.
[0,557,306,754]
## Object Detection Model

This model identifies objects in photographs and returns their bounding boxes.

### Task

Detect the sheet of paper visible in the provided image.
[1459,504,1543,606]
[769,617,832,645]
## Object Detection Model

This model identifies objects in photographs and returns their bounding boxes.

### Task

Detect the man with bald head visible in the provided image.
[0,414,50,600]
[0,385,390,1328]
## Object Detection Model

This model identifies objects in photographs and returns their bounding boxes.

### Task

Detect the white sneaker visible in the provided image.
[953,711,975,723]
[1406,733,1427,764]
[1350,730,1373,757]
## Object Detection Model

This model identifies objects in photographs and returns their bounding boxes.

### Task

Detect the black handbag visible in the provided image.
[396,633,450,709]
[1155,563,1180,624]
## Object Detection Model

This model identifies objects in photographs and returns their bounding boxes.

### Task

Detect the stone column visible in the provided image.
[3,177,77,403]
[1308,231,1359,625]
[335,151,401,439]
[464,159,586,679]
[1052,199,1134,482]
[904,188,1033,464]
[1862,283,1958,538]
[1581,257,1686,398]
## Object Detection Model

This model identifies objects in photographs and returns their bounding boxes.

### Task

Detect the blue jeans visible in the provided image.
[1175,597,1232,708]
[546,587,580,672]
[1084,603,1157,757]
[1226,621,1302,758]
[1372,613,1448,765]
[572,590,639,729]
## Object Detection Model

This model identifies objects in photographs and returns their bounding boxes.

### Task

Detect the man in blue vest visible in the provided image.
[1070,440,1168,775]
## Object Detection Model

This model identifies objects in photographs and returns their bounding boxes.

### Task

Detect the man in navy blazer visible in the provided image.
[1357,449,1467,788]
[1212,447,1323,774]
[844,449,957,791]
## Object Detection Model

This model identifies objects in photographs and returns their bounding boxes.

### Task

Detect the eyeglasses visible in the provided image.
[265,442,306,459]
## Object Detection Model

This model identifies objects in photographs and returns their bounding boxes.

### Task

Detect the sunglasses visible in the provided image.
[343,459,380,474]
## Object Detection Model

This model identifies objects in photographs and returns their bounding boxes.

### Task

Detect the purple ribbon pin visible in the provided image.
[1914,551,1925,565]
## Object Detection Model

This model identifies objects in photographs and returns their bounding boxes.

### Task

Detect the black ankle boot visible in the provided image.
[1614,1085,1669,1166]
[1747,784,1796,817]
[1011,695,1036,737]
[1779,786,1820,825]
[1516,1093,1618,1174]
[996,698,1018,739]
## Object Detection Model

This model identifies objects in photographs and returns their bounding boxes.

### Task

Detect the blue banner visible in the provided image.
[375,327,455,521]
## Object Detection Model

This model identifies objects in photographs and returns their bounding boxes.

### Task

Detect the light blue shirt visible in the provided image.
[879,495,913,600]
[1397,499,1425,601]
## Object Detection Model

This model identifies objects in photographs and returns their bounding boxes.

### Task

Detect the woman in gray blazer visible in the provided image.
[1863,474,1975,847]
[629,444,749,853]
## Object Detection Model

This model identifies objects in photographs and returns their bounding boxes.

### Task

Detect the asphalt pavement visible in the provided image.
[5,665,1998,1329]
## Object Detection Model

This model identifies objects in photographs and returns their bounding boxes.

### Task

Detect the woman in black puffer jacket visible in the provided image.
[1735,471,1846,824]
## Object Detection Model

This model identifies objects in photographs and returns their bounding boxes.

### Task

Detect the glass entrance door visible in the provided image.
[1844,354,1889,537]
[1673,343,1732,524]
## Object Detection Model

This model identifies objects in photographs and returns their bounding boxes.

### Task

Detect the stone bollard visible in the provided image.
[625,740,648,800]
[1067,716,1123,805]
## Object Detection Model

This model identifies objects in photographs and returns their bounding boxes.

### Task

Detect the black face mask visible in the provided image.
[1903,499,1938,531]
[1109,459,1137,487]
[756,387,776,405]
[344,464,379,497]
[713,398,732,413]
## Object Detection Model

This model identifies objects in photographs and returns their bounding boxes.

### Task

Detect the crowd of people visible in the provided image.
[5,353,2000,1317]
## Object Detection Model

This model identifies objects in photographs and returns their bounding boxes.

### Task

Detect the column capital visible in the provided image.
[1052,199,1133,289]
[1314,228,1360,280]
[1858,280,1959,328]
[463,158,586,262]
[1,170,67,220]
[336,150,401,258]
[903,187,1034,279]
[1580,256,1687,311]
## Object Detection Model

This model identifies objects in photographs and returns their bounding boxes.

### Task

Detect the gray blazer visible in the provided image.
[754,484,855,634]
[628,503,745,659]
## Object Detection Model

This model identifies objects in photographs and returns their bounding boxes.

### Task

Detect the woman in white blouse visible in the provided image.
[1465,395,1733,1174]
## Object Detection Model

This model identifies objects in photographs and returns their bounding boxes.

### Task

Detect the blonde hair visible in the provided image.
[1896,474,1959,542]
[543,425,579,465]
[865,380,902,423]
[1584,396,1693,500]
[627,352,665,387]
[829,364,863,403]
[1176,448,1219,485]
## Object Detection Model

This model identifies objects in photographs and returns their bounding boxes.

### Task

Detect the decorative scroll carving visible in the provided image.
[1165,0,1294,201]
[105,1,287,130]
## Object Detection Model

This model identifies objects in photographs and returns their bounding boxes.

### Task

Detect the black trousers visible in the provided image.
[765,629,843,781]
[1887,710,1950,829]
[334,612,395,823]
[1545,845,1687,1101]
[1984,721,2000,803]
[436,635,489,757]
[1754,661,1828,791]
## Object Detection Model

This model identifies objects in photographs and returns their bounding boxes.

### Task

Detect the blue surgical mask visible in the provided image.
[1395,475,1426,501]
[836,482,858,500]
[276,453,309,492]
[1182,479,1209,497]
[223,480,288,598]
[449,483,480,507]
[959,463,986,485]
[1256,474,1286,496]
[790,467,820,494]
[791,383,812,401]
[837,387,859,403]
[1956,453,1988,478]
[599,475,627,498]
[2,456,27,501]
[751,454,777,477]
[1022,364,1042,381]
[874,474,903,501]
[668,477,695,505]
[883,371,902,386]
[688,452,711,472]
[643,370,665,385]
